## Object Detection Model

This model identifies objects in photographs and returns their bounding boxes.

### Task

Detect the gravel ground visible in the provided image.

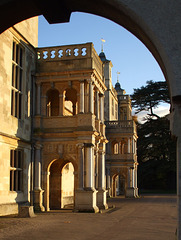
[0,194,177,240]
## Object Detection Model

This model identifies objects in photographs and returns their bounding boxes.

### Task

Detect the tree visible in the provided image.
[131,80,170,119]
[131,80,176,191]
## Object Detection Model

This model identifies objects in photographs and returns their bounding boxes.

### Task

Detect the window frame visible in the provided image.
[11,41,24,119]
[10,149,23,192]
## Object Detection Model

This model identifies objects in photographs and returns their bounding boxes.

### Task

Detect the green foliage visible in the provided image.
[131,80,170,118]
[131,80,176,191]
[137,117,176,190]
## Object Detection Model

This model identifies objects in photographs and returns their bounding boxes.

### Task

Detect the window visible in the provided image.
[115,103,118,119]
[11,41,23,119]
[113,143,119,154]
[112,98,114,116]
[10,149,23,191]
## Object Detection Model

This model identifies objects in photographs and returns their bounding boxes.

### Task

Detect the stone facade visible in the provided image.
[0,17,137,215]
[0,17,38,216]
[99,52,138,198]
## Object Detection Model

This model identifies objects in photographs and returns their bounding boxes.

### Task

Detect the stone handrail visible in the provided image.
[105,120,137,134]
[36,42,103,77]
[37,42,92,61]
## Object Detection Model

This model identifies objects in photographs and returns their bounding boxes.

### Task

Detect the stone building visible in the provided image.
[99,52,138,198]
[0,17,137,216]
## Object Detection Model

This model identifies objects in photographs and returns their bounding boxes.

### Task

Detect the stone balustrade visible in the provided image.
[106,153,137,162]
[105,120,136,134]
[36,42,103,77]
[37,43,91,61]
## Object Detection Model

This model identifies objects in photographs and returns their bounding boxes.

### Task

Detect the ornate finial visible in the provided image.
[101,38,106,52]
[117,71,120,82]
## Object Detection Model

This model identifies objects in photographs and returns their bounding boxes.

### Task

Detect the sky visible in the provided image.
[38,12,169,120]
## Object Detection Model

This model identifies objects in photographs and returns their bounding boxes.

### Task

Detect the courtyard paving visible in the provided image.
[0,194,177,240]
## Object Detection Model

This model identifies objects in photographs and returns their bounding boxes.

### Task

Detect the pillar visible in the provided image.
[41,95,47,116]
[36,83,41,115]
[99,93,104,122]
[75,143,99,213]
[95,90,100,119]
[88,80,94,113]
[95,149,99,189]
[134,166,139,197]
[170,97,181,240]
[79,80,85,113]
[126,167,136,198]
[97,145,108,209]
[106,166,111,197]
[77,143,84,190]
[59,93,64,116]
[34,144,45,212]
[177,137,181,240]
[128,138,131,154]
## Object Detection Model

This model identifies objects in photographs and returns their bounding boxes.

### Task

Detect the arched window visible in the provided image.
[64,88,77,116]
[47,89,59,116]
[119,139,128,154]
[112,142,119,154]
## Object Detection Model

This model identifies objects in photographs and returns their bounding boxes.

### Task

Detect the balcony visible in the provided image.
[106,153,137,162]
[33,113,105,135]
[105,120,137,134]
[36,42,103,78]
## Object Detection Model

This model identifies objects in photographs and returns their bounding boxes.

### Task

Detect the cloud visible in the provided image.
[132,104,170,123]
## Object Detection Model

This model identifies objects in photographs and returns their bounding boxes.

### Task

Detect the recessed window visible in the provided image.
[11,41,23,119]
[10,149,23,192]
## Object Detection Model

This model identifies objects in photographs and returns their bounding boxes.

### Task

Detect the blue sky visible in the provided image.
[38,12,169,119]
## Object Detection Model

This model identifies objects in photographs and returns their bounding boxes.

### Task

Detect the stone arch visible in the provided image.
[112,140,119,155]
[64,87,78,115]
[46,88,59,116]
[0,1,181,237]
[112,173,119,197]
[119,138,128,154]
[48,157,77,210]
[1,0,181,98]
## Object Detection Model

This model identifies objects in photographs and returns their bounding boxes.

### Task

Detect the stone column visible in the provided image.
[88,80,94,114]
[126,167,135,198]
[131,138,134,154]
[177,137,181,240]
[134,166,139,197]
[85,144,94,189]
[95,149,99,189]
[95,90,100,119]
[77,143,84,190]
[97,145,108,209]
[128,138,131,154]
[117,174,121,195]
[75,143,99,212]
[34,144,45,212]
[79,80,85,113]
[106,166,111,197]
[99,93,104,122]
[170,98,181,240]
[41,95,47,116]
[59,93,64,116]
[36,83,41,115]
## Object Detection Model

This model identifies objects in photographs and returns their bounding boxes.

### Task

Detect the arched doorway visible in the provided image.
[49,160,74,210]
[0,1,181,238]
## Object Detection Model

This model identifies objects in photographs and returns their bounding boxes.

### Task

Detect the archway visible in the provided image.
[0,1,181,238]
[49,160,75,210]
[47,88,59,116]
[64,88,77,116]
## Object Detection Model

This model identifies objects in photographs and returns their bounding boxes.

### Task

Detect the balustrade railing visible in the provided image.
[105,120,136,133]
[36,42,103,77]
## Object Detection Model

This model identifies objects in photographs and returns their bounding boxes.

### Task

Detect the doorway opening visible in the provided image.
[49,160,74,210]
